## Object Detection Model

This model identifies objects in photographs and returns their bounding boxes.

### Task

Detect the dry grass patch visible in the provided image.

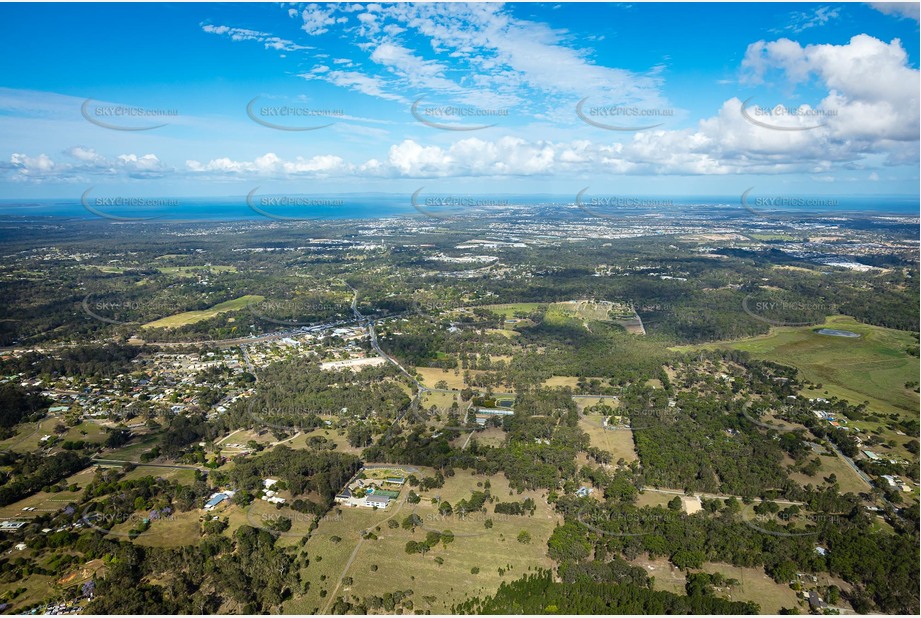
[578,414,637,463]
[289,469,559,614]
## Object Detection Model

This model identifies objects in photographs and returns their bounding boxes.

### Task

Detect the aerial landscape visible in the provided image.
[0,2,918,616]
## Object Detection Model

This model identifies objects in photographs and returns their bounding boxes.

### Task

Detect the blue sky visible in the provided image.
[0,2,918,199]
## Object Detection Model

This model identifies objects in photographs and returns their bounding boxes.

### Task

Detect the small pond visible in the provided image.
[815,328,860,338]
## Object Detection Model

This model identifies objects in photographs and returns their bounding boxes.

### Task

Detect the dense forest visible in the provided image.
[455,570,759,614]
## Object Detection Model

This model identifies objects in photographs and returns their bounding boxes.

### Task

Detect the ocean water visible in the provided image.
[0,194,916,221]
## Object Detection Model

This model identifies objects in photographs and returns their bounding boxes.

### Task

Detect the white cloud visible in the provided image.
[292,3,667,113]
[186,152,351,177]
[780,6,841,33]
[4,149,169,182]
[201,24,310,52]
[301,69,406,102]
[65,146,106,165]
[300,4,339,35]
[742,34,920,144]
[870,2,921,22]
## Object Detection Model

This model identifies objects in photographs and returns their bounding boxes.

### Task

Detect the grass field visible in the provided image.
[287,469,560,614]
[157,265,237,278]
[0,573,57,613]
[674,316,919,418]
[0,413,64,453]
[44,420,109,452]
[112,507,203,548]
[102,434,160,461]
[574,396,619,412]
[141,295,264,329]
[284,427,363,455]
[468,427,506,448]
[0,467,96,520]
[578,413,637,463]
[476,303,543,318]
[635,492,674,509]
[543,375,581,388]
[82,265,127,274]
[636,555,803,613]
[784,453,871,495]
[416,367,478,390]
[121,466,198,485]
[421,390,458,411]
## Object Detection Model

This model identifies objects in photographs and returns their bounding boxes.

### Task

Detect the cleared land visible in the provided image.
[543,375,581,388]
[142,295,264,329]
[157,265,238,278]
[287,469,560,614]
[283,427,363,455]
[420,390,458,411]
[783,453,870,495]
[674,316,919,418]
[635,555,803,614]
[0,467,96,520]
[578,413,637,463]
[476,303,543,318]
[415,367,487,390]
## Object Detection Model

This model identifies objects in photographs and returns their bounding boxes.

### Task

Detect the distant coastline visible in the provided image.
[0,195,917,221]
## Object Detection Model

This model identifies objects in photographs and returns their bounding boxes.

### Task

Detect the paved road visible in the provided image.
[346,284,422,435]
[826,442,873,489]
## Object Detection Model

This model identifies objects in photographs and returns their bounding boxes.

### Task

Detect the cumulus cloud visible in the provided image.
[742,34,919,147]
[4,149,170,183]
[299,4,347,35]
[186,152,351,177]
[869,2,921,22]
